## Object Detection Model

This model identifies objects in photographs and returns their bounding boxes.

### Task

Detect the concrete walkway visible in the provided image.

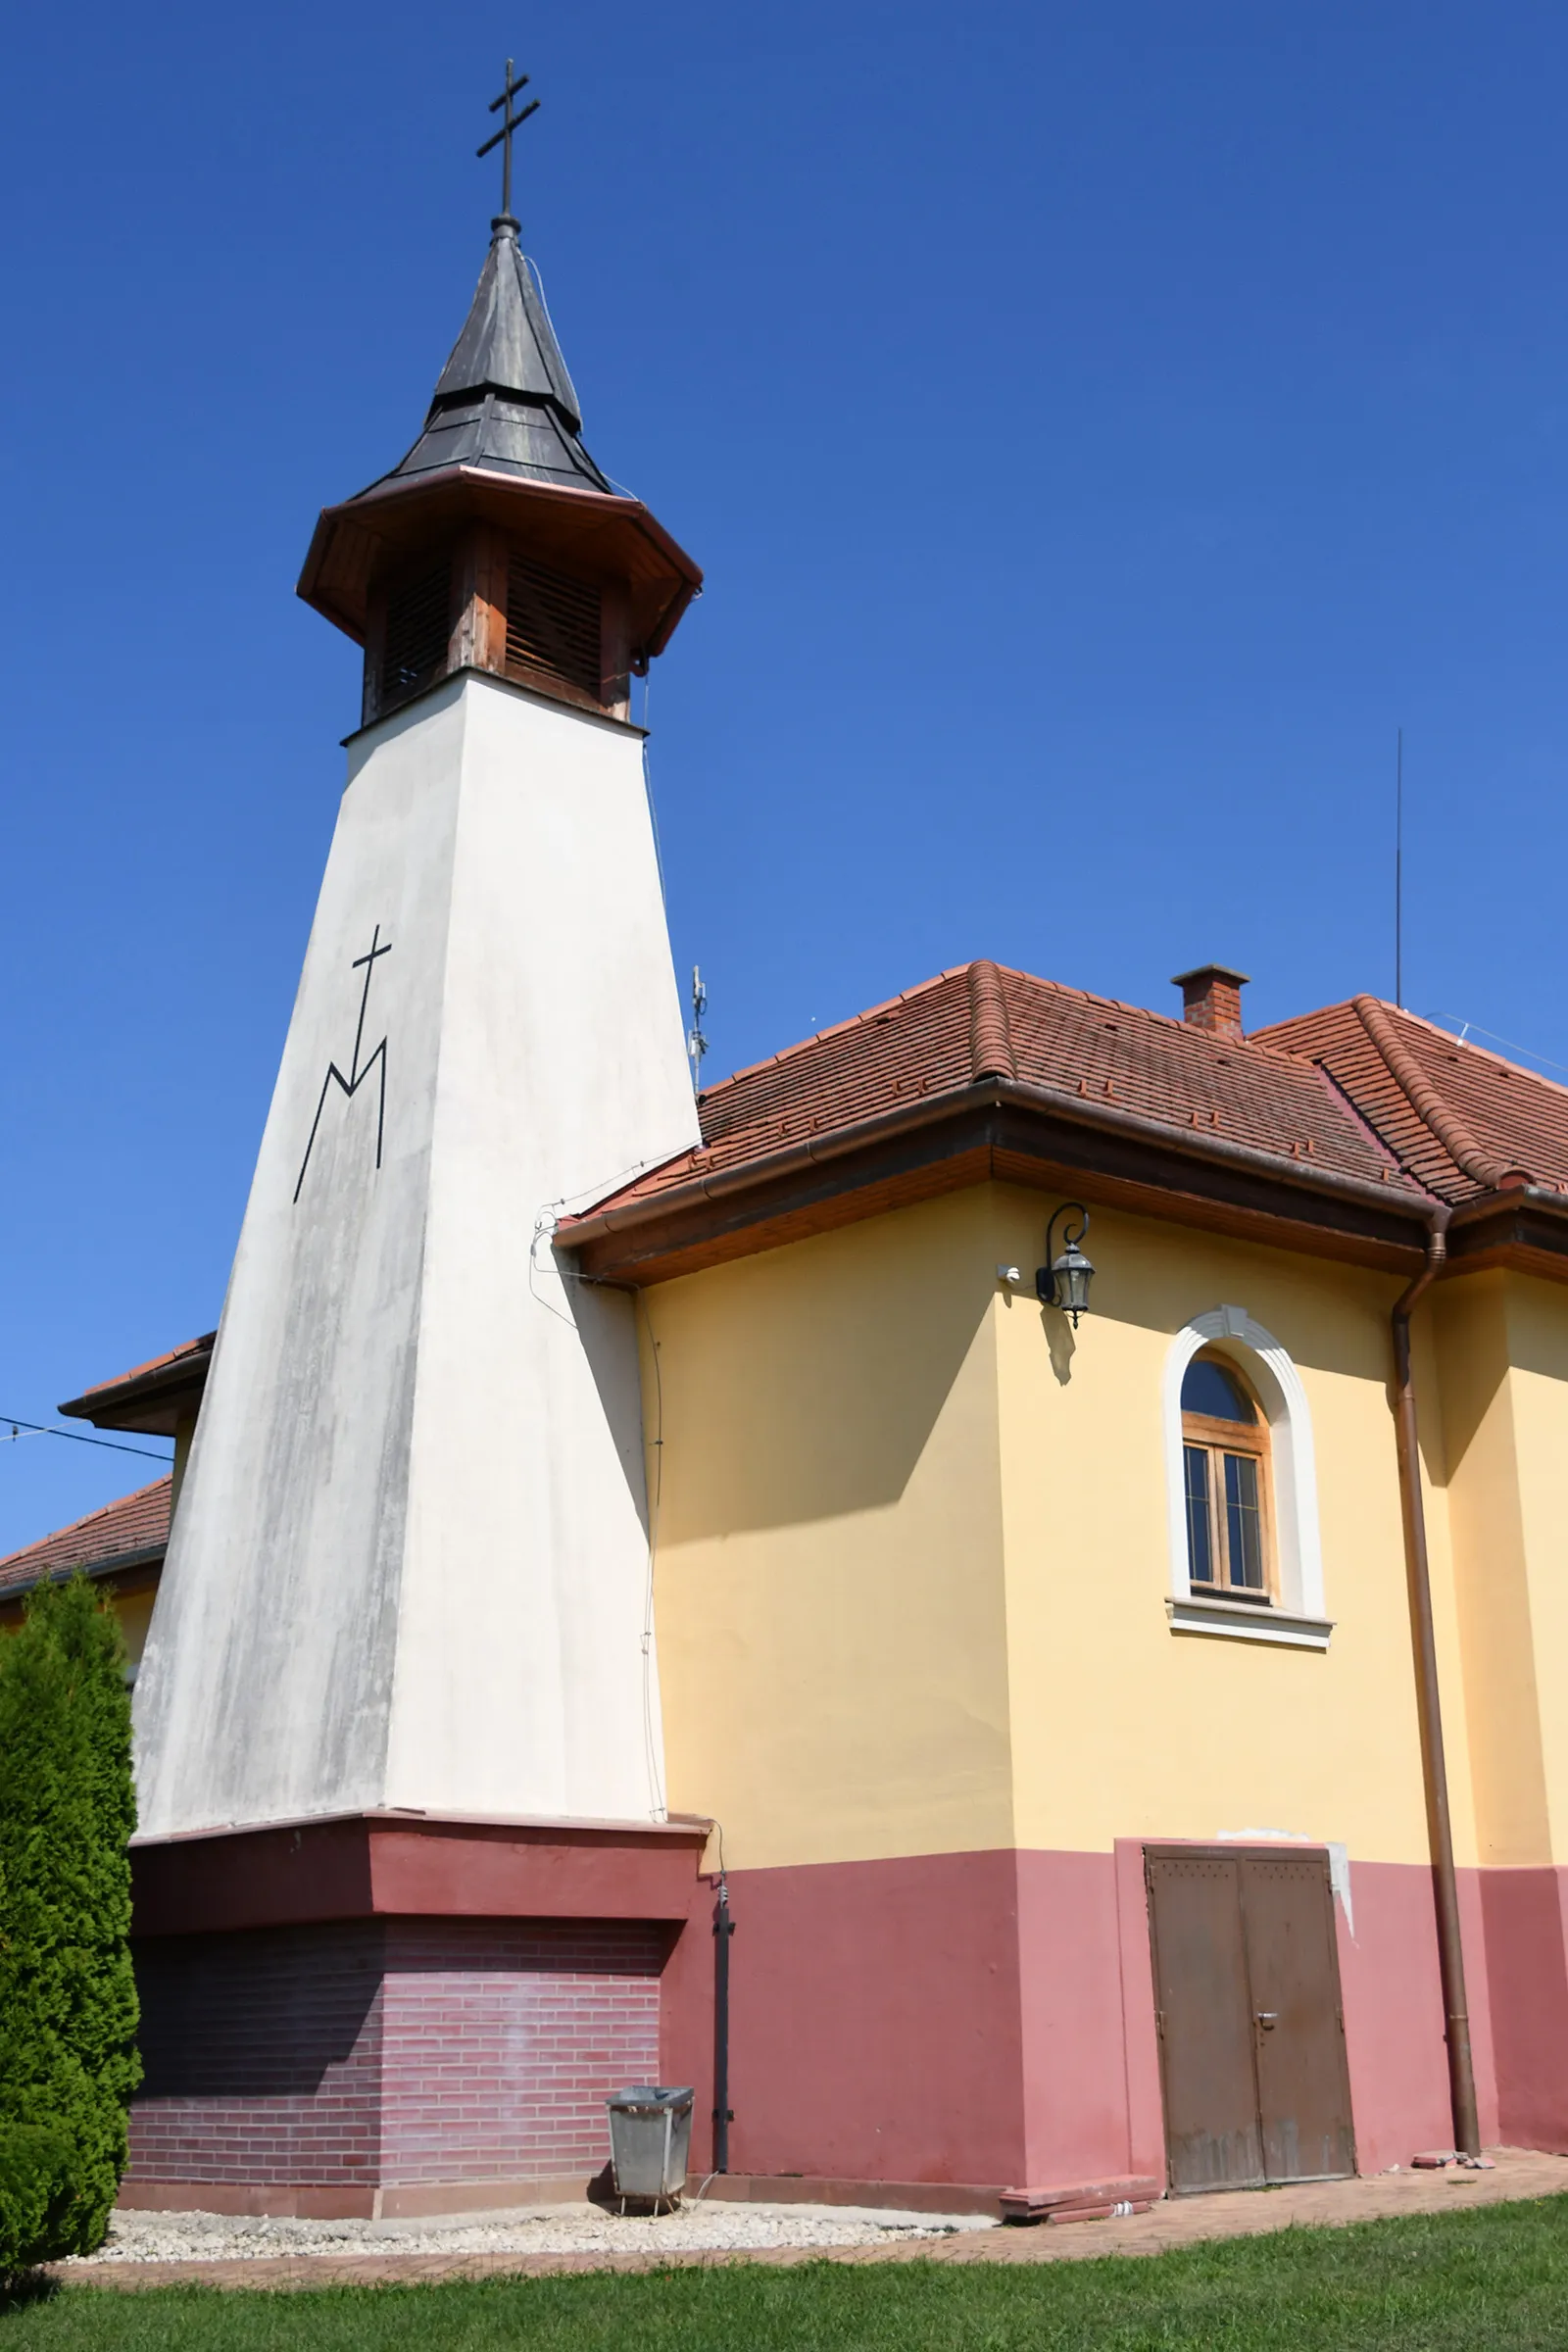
[53,2148,1568,2293]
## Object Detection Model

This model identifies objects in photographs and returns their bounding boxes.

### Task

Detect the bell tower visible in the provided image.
[299,163,700,733]
[133,81,703,1839]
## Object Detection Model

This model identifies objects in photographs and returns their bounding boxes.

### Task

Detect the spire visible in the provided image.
[297,65,702,678]
[385,219,612,495]
[432,219,581,424]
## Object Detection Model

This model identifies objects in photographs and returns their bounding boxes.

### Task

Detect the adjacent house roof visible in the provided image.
[58,1331,215,1438]
[1251,998,1568,1205]
[0,1477,172,1601]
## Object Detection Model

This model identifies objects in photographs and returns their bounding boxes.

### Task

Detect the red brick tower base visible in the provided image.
[124,1813,712,2218]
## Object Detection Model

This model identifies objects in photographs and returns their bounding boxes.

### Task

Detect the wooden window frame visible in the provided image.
[1181,1352,1275,1604]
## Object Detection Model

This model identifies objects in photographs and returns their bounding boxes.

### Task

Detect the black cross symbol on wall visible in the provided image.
[293,926,392,1204]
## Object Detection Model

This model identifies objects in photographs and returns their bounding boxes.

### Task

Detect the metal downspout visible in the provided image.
[711,1877,734,2173]
[1391,1205,1480,2157]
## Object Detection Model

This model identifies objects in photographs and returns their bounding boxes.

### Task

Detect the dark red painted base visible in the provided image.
[123,1819,1568,2214]
[668,1846,1566,2186]
[1480,1869,1568,2150]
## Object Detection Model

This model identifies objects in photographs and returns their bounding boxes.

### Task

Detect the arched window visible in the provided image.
[1181,1352,1271,1600]
[1161,1307,1332,1649]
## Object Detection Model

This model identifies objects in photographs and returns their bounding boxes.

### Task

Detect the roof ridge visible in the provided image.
[1352,995,1516,1190]
[997,965,1180,1025]
[702,964,1363,1109]
[967,960,1017,1082]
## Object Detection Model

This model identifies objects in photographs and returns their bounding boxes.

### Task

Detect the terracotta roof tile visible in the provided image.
[575,961,1422,1225]
[74,1333,214,1404]
[0,1477,172,1597]
[1252,999,1568,1206]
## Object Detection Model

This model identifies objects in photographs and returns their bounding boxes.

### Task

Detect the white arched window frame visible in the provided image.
[1162,1307,1334,1650]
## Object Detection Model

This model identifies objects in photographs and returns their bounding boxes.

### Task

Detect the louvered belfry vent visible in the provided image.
[380,563,453,708]
[506,556,602,703]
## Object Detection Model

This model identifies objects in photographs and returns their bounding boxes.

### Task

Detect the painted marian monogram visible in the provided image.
[293,926,392,1202]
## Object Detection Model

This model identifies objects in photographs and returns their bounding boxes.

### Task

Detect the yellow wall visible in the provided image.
[646,1179,1568,1874]
[1432,1270,1568,1867]
[646,1189,1013,1870]
[172,1411,198,1513]
[117,1585,158,1677]
[994,1193,1433,1866]
[1505,1276,1568,1860]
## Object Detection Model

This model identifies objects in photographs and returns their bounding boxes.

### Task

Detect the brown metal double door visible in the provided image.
[1146,1846,1355,2194]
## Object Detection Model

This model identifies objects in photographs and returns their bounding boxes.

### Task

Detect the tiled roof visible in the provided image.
[1252,999,1568,1207]
[59,1330,215,1439]
[575,961,1425,1225]
[0,1477,172,1598]
[70,1332,214,1406]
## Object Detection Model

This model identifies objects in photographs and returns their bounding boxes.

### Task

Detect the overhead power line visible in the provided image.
[0,1415,173,1463]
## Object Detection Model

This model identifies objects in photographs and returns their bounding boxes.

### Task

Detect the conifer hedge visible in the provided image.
[0,1576,140,2269]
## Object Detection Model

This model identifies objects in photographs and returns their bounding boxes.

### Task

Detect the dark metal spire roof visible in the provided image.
[383,216,612,495]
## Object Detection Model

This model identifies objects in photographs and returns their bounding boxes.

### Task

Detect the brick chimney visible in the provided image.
[1172,964,1250,1040]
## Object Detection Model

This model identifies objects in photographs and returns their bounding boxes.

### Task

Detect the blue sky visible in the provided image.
[4,1,1568,1549]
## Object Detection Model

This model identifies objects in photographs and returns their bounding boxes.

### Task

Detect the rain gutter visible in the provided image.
[1446,1183,1568,1227]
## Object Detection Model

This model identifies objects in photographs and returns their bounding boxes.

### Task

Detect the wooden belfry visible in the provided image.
[298,63,701,727]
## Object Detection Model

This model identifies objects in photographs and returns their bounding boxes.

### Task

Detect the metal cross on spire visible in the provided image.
[477,59,539,223]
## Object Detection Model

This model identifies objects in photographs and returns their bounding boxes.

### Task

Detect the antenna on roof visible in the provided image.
[1395,726,1404,1010]
[687,966,709,1095]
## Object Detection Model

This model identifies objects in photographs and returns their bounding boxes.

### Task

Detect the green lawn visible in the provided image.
[6,2195,1568,2350]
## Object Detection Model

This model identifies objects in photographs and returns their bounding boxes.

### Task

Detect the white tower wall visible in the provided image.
[133,673,699,1837]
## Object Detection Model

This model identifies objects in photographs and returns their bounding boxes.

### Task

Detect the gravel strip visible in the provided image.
[70,2199,998,2265]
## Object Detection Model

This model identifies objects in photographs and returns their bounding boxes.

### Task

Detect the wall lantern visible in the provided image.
[1036,1203,1095,1326]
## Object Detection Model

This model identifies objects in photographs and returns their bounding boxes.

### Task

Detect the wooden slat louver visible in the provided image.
[506,557,602,703]
[380,564,453,707]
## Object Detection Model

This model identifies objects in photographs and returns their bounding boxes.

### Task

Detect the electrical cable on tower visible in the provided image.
[688,966,709,1093]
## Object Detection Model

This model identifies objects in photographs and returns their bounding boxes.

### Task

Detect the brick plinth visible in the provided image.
[127,1917,666,2213]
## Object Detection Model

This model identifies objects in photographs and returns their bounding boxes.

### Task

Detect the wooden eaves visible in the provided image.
[296,465,703,662]
[560,1076,1444,1288]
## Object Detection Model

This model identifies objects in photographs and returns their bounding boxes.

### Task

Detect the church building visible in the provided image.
[9,105,1568,2222]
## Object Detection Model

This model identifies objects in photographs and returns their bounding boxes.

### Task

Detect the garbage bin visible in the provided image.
[606,2084,696,2207]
